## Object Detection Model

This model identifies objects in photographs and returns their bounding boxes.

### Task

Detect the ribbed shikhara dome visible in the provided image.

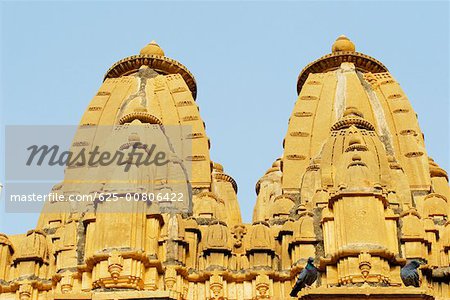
[279,35,429,194]
[253,35,450,300]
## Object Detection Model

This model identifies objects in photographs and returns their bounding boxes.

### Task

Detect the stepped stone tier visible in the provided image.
[1,36,449,300]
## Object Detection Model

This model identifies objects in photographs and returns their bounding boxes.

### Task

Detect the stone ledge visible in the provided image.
[53,290,177,300]
[298,286,434,300]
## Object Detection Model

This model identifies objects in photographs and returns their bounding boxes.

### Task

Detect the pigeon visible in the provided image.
[290,257,318,297]
[401,260,421,287]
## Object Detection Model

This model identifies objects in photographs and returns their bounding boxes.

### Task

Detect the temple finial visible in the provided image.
[332,35,356,52]
[140,40,165,56]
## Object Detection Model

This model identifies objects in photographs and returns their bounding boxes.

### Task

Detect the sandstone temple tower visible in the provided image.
[1,36,449,299]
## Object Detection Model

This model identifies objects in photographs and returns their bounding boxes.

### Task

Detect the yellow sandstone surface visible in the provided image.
[0,36,449,300]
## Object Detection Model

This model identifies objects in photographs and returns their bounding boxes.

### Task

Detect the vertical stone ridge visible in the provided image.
[357,71,395,155]
[334,68,347,120]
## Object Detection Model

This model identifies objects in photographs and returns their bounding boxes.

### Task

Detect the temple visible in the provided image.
[1,36,449,299]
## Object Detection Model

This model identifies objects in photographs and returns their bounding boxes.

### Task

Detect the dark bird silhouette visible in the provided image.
[290,257,318,297]
[401,260,421,287]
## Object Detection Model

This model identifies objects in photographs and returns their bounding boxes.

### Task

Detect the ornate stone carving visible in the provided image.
[164,266,177,291]
[231,225,247,248]
[107,250,124,282]
[255,274,270,299]
[60,271,74,293]
[358,252,372,280]
[18,283,32,300]
[209,271,224,300]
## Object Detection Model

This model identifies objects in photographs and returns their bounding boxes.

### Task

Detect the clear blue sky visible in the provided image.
[1,1,449,234]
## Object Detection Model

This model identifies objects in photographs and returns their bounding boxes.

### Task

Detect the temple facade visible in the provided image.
[1,36,449,299]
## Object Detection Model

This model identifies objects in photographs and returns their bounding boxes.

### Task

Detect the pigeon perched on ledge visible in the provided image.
[290,257,318,297]
[401,260,421,287]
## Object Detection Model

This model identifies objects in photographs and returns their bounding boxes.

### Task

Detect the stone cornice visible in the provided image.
[297,51,388,94]
[331,117,376,131]
[104,54,197,99]
[118,112,163,125]
[213,173,238,194]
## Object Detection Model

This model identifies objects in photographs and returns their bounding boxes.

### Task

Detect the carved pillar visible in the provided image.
[184,218,201,269]
[0,234,13,281]
[55,219,78,272]
[145,215,163,257]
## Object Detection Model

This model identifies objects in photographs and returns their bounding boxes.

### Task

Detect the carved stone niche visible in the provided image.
[14,230,49,278]
[400,209,429,259]
[423,193,448,221]
[326,254,396,286]
[91,250,145,290]
[193,192,224,219]
[270,194,294,220]
[19,230,49,261]
[290,212,317,266]
[246,222,276,269]
[203,221,231,269]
